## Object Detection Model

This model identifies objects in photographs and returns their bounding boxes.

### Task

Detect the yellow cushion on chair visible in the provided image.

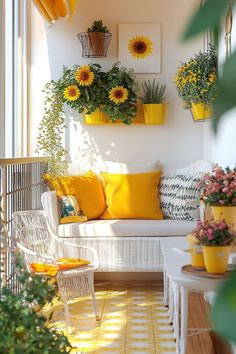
[43,171,106,219]
[100,171,163,220]
[30,258,90,277]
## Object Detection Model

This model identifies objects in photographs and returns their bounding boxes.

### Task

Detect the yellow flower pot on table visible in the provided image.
[186,234,205,269]
[203,246,231,274]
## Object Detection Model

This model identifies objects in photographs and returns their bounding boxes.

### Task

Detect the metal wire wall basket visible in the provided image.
[77,32,112,58]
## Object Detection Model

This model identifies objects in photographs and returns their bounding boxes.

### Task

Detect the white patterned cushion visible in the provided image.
[159,160,212,220]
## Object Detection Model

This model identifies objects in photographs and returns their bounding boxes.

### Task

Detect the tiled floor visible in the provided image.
[46,282,176,354]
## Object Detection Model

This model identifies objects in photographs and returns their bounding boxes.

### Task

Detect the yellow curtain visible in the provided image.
[33,0,78,23]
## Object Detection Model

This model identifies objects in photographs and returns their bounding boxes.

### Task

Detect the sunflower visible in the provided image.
[108,86,128,105]
[128,35,153,59]
[75,65,94,86]
[63,85,81,101]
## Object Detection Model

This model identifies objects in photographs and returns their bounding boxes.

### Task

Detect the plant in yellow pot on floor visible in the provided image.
[193,220,236,274]
[174,44,217,121]
[199,165,236,231]
[140,79,167,124]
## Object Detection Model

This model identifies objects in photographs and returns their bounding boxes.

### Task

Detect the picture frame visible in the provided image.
[118,23,161,74]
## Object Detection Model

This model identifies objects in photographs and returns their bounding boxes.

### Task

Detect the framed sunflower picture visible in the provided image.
[118,23,161,73]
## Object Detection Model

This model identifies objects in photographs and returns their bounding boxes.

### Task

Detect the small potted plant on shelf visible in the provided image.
[102,63,138,125]
[198,165,236,229]
[174,44,217,121]
[36,63,107,175]
[59,63,108,124]
[193,220,236,274]
[77,20,112,58]
[140,79,166,124]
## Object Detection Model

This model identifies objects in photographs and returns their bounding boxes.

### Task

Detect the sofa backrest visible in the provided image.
[41,191,60,234]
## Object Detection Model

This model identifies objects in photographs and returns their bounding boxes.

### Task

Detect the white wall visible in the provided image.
[31,0,206,172]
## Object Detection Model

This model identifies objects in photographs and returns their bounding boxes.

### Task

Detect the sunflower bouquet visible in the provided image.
[102,63,138,124]
[57,63,107,114]
[174,44,217,109]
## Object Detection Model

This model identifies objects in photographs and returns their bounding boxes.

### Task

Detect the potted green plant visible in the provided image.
[140,79,166,124]
[77,20,112,58]
[59,63,109,124]
[193,220,236,274]
[36,63,108,175]
[102,63,138,125]
[0,256,72,353]
[174,44,217,121]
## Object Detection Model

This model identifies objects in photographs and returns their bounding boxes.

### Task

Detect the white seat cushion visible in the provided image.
[58,219,196,237]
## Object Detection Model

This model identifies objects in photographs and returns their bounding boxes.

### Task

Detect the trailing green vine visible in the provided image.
[36,81,68,176]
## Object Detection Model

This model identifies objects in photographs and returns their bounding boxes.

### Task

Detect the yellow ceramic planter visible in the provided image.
[211,206,236,231]
[133,103,144,123]
[191,102,212,121]
[84,109,108,124]
[142,103,166,124]
[186,234,205,269]
[203,246,231,274]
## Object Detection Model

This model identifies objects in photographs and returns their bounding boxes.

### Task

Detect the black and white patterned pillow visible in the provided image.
[159,161,212,221]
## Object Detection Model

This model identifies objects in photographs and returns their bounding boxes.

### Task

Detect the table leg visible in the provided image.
[173,283,180,353]
[168,280,174,323]
[180,286,188,354]
[163,267,169,307]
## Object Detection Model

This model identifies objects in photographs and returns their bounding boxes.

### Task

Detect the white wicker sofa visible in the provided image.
[42,191,196,272]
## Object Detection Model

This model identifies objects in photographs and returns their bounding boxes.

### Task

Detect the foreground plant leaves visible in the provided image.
[183,0,229,40]
[211,269,236,344]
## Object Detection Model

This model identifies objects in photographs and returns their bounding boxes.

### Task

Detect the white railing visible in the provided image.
[0,157,48,291]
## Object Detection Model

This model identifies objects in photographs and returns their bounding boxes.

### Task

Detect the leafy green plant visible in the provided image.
[174,44,217,109]
[36,63,139,172]
[141,79,166,104]
[102,63,138,124]
[58,63,107,114]
[87,20,109,33]
[0,256,72,353]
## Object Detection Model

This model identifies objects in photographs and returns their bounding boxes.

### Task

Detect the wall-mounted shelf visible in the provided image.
[84,120,164,125]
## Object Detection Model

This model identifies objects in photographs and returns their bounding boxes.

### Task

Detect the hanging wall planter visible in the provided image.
[77,20,112,58]
[174,44,217,122]
[140,79,167,125]
[84,108,108,124]
[142,103,166,124]
[190,102,212,121]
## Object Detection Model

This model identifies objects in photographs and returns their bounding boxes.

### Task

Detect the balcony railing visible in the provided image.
[0,157,48,291]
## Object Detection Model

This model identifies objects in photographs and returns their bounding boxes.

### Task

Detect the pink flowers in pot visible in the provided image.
[193,220,236,246]
[199,165,236,206]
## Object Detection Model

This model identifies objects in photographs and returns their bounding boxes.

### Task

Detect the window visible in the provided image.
[0,0,30,158]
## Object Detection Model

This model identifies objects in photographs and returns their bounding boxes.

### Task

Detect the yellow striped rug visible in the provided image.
[45,282,176,354]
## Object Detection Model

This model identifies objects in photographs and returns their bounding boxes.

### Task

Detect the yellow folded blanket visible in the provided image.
[30,258,90,276]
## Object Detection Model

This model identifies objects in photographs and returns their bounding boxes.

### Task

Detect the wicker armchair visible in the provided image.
[12,210,100,330]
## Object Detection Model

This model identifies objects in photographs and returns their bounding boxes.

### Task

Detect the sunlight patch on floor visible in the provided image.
[45,282,176,354]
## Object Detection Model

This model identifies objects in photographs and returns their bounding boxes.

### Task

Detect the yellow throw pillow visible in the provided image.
[43,171,106,219]
[60,215,87,224]
[100,171,163,220]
